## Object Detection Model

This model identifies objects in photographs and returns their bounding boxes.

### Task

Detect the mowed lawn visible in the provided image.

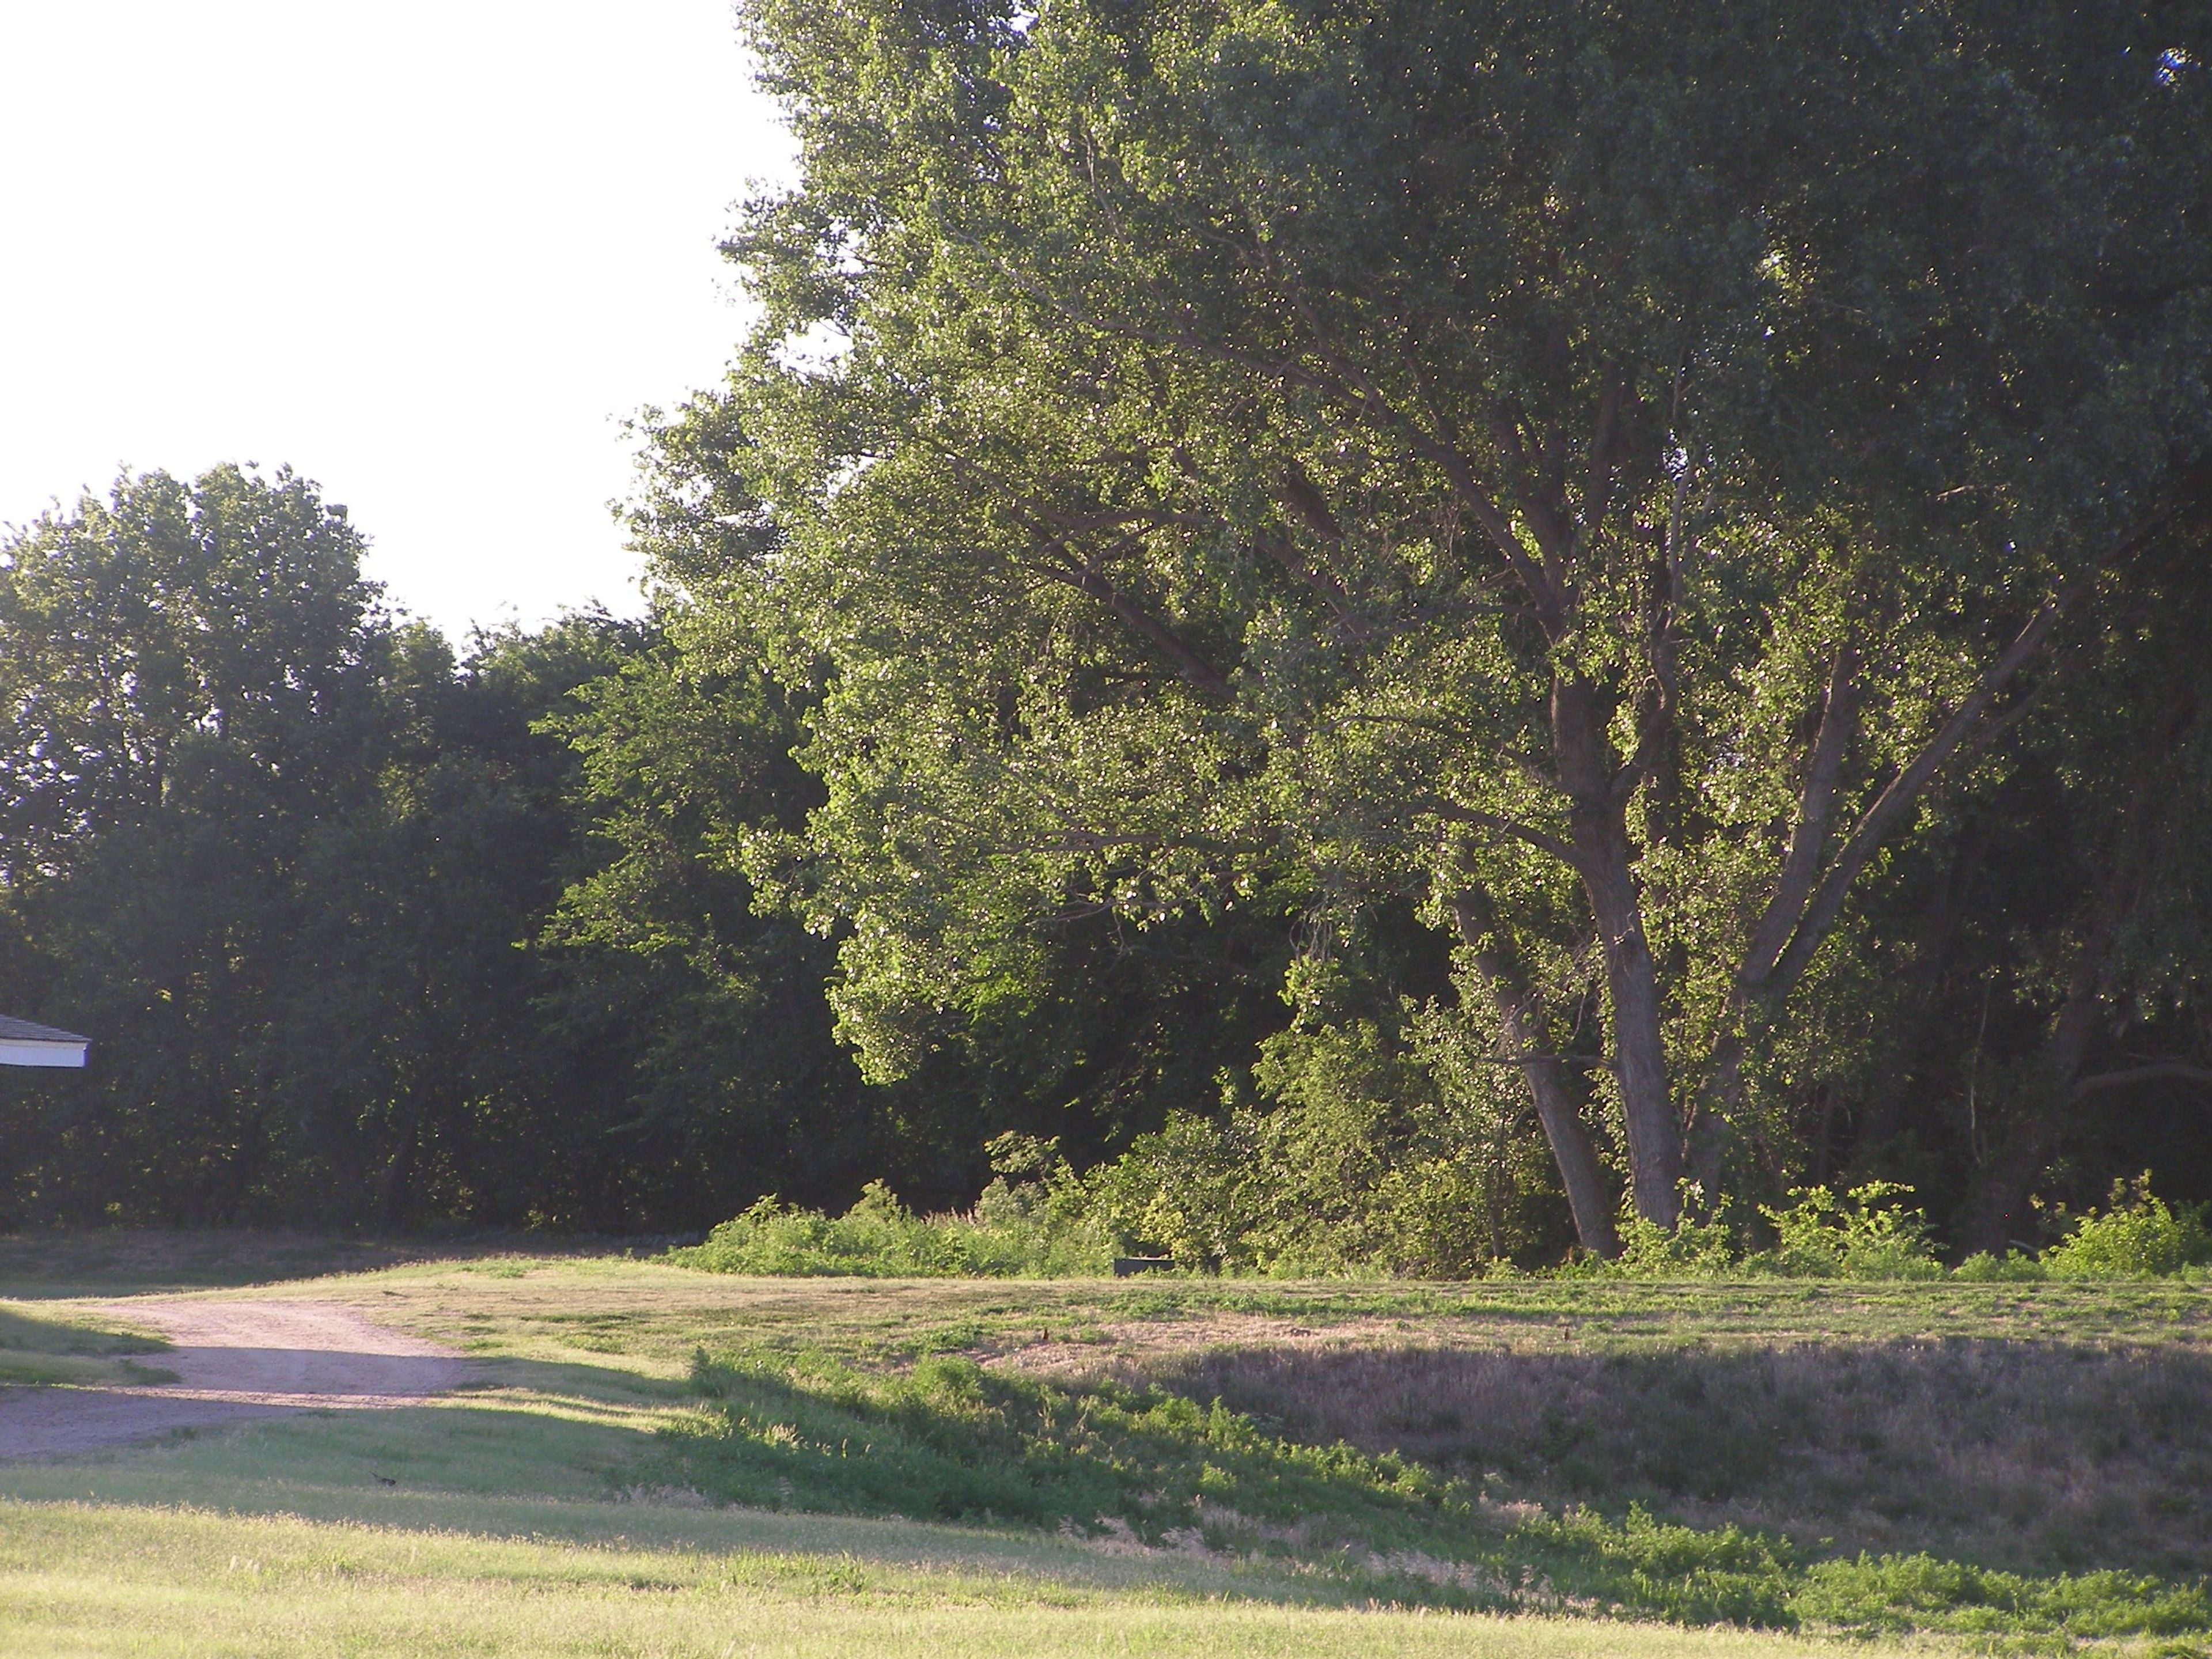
[0,1236,2207,1656]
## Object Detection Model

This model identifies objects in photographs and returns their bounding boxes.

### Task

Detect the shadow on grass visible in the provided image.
[1,1339,2207,1644]
[0,1350,1385,1612]
[662,1346,2212,1643]
[0,1229,643,1300]
[1135,1339,2212,1577]
[0,1349,675,1512]
[0,1304,166,1358]
[0,1302,173,1387]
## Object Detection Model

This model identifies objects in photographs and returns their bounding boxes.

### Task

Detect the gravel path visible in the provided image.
[0,1300,465,1459]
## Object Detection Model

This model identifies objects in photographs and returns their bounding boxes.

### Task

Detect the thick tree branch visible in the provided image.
[1737,645,1863,989]
[1276,463,1347,543]
[1433,800,1581,870]
[1764,589,2075,997]
[1252,531,1370,639]
[1452,892,1619,1257]
[1580,369,1627,552]
[1028,535,1233,696]
[1486,405,1574,588]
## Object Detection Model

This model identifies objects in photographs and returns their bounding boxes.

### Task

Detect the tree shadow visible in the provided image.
[0,1228,638,1299]
[0,1302,165,1358]
[0,1349,671,1494]
[1138,1337,2212,1575]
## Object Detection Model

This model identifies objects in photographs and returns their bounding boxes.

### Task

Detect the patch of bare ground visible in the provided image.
[998,1319,2212,1576]
[0,1300,465,1458]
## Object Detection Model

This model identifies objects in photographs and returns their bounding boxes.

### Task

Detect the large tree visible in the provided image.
[683,0,2211,1243]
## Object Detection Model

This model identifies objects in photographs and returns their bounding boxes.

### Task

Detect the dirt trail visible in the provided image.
[0,1301,465,1459]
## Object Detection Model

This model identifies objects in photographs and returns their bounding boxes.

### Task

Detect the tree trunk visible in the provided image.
[1452,894,1620,1257]
[1552,678,1683,1225]
[1684,1036,1740,1208]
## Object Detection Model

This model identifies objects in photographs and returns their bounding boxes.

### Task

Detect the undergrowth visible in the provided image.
[669,1168,2212,1283]
[666,1179,1112,1278]
[664,1346,2211,1641]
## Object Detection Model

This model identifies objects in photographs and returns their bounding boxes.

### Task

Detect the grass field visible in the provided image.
[0,1234,2207,1655]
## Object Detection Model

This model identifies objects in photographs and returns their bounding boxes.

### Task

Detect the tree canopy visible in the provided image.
[632,0,2212,1246]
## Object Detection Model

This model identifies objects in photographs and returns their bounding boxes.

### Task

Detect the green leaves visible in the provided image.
[677,0,2209,1232]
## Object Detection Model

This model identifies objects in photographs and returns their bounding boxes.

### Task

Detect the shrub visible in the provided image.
[1024,1020,1570,1277]
[1951,1249,2046,1282]
[2043,1177,2212,1281]
[671,1146,2209,1285]
[1578,1183,1947,1282]
[1597,1212,1741,1279]
[666,1164,1112,1278]
[1747,1183,1944,1280]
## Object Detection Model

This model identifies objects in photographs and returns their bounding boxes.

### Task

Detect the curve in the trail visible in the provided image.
[0,1300,465,1460]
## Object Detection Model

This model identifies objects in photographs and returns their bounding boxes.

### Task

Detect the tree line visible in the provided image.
[0,467,1286,1230]
[3,0,2209,1259]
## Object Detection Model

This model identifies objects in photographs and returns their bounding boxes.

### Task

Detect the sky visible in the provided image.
[0,1,792,637]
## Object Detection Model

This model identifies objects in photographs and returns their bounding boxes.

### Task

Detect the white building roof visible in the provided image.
[0,1015,89,1067]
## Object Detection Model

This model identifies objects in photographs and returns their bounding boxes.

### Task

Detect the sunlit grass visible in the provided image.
[0,1498,1933,1659]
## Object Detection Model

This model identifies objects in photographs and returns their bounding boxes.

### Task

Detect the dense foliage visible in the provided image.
[646,0,2212,1260]
[679,0,2212,1256]
[671,1163,2212,1282]
[0,469,809,1225]
[5,3,2212,1263]
[0,468,1295,1228]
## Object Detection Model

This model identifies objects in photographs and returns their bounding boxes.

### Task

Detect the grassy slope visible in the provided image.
[0,1238,2206,1654]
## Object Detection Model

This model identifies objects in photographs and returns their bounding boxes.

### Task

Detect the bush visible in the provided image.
[1597,1212,1741,1279]
[1579,1184,1947,1282]
[1747,1183,1944,1280]
[1951,1249,2046,1282]
[2043,1177,2212,1281]
[1088,1020,1569,1275]
[666,1157,1111,1278]
[671,1140,2210,1285]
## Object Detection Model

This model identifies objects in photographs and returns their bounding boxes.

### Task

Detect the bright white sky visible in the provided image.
[0,1,791,637]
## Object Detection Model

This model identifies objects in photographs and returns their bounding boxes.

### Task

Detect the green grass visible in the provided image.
[0,1499,1940,1659]
[274,1252,2212,1365]
[0,1236,2209,1653]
